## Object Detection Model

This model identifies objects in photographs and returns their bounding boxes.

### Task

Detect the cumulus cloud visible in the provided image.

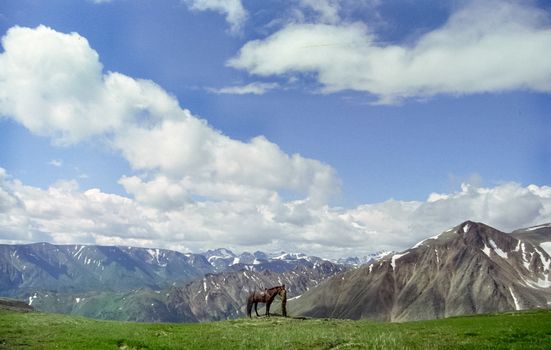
[1,167,550,258]
[0,26,182,144]
[184,0,247,33]
[229,0,551,103]
[208,82,279,95]
[0,25,337,205]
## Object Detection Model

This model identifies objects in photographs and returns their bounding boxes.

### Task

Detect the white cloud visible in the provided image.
[0,25,338,205]
[347,182,551,252]
[184,0,247,33]
[0,26,182,144]
[208,82,279,95]
[1,167,550,258]
[229,0,551,103]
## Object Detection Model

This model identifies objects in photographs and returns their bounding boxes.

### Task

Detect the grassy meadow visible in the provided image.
[1,308,550,349]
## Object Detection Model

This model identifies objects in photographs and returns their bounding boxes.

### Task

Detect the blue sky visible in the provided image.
[0,0,550,258]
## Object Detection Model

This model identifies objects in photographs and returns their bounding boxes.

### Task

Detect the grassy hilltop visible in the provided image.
[1,308,551,349]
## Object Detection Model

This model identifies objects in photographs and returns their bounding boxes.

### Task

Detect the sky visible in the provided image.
[0,0,550,258]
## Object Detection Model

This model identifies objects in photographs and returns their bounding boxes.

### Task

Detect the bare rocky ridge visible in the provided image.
[291,221,551,321]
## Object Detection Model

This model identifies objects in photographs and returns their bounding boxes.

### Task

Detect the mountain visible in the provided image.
[167,260,346,322]
[0,243,214,296]
[202,248,239,271]
[291,221,551,322]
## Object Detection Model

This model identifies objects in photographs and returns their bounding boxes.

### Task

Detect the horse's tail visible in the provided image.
[246,293,253,318]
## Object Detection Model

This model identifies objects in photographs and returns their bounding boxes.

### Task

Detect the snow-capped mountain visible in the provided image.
[337,251,394,266]
[201,248,238,271]
[201,248,333,273]
[292,221,551,322]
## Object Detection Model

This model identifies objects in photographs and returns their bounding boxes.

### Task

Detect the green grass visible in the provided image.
[1,309,551,349]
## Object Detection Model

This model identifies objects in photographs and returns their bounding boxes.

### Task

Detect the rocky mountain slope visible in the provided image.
[291,221,551,322]
[512,223,551,253]
[167,260,345,322]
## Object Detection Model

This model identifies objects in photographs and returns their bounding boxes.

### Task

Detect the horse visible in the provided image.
[246,285,287,318]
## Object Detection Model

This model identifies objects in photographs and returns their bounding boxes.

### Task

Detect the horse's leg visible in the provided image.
[254,302,260,317]
[247,298,253,318]
[266,301,271,317]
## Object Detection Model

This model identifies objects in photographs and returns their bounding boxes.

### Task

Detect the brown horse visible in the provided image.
[246,285,287,318]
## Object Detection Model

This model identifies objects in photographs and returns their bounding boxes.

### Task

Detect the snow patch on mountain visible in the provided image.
[488,238,507,259]
[147,248,167,267]
[526,224,551,232]
[509,287,521,311]
[482,244,491,258]
[28,293,38,306]
[391,252,409,271]
[526,276,551,289]
[413,229,450,248]
[540,242,551,255]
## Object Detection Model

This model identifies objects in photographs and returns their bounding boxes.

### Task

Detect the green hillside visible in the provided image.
[1,308,550,349]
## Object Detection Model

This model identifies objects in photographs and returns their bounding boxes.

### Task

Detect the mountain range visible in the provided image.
[0,243,345,321]
[291,221,551,321]
[0,243,213,295]
[2,221,550,323]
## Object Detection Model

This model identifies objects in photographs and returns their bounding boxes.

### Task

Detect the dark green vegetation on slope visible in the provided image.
[1,308,551,349]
